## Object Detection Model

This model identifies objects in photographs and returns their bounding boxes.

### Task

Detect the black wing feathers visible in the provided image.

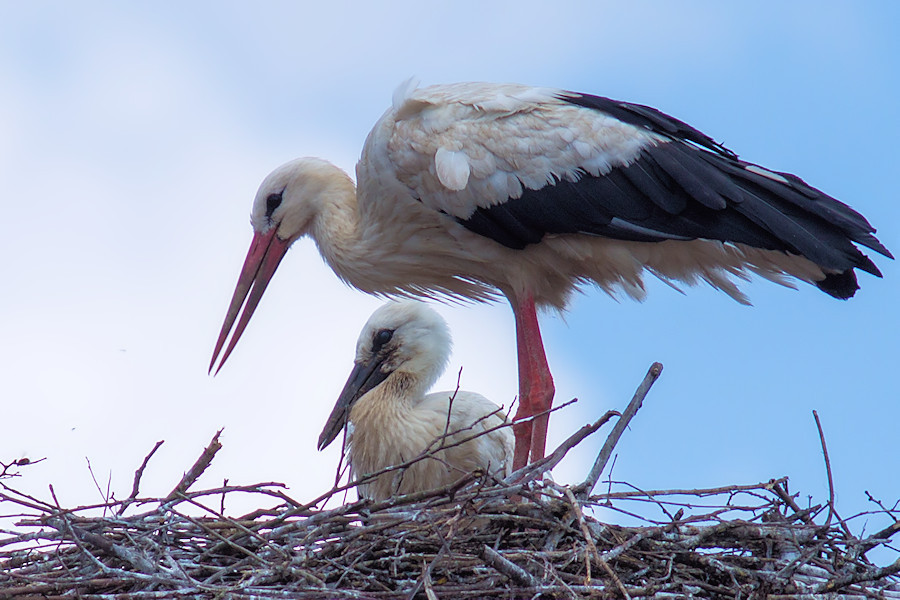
[649,144,729,209]
[454,92,890,297]
[563,93,736,157]
[620,159,686,214]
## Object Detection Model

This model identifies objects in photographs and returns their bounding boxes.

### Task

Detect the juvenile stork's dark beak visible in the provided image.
[317,354,392,451]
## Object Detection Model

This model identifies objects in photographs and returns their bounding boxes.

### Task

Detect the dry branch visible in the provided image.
[577,361,663,498]
[164,430,223,503]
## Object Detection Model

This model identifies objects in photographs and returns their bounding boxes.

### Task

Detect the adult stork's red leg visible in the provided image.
[510,293,556,470]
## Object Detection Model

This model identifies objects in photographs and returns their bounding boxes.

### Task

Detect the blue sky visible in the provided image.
[1,1,897,562]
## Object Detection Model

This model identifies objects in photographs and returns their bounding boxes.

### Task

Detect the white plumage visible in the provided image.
[317,301,513,502]
[211,81,890,472]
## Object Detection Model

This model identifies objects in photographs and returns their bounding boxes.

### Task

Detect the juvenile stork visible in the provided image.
[317,301,513,501]
[210,81,891,471]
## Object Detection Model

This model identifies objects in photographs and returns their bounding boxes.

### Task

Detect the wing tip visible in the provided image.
[816,270,859,299]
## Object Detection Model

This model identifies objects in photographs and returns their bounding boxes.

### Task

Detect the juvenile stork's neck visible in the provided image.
[350,372,421,426]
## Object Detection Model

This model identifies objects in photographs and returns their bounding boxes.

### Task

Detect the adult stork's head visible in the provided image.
[317,301,452,451]
[209,158,354,374]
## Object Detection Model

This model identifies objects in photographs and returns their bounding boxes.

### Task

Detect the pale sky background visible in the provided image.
[1,1,898,563]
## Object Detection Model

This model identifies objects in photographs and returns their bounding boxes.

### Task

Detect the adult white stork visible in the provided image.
[210,81,891,471]
[317,300,513,501]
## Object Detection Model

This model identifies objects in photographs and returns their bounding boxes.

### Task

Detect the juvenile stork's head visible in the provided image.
[317,301,452,451]
[210,158,355,374]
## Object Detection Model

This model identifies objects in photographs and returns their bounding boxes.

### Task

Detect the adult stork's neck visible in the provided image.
[309,178,374,292]
[309,165,498,302]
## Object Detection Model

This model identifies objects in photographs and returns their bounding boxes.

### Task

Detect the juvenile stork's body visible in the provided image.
[210,81,891,470]
[317,301,513,501]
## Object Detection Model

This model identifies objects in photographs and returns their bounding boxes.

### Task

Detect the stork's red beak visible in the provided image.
[209,228,292,374]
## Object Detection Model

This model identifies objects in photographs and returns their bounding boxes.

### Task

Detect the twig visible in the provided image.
[480,545,540,587]
[164,429,223,503]
[576,362,663,497]
[592,478,789,501]
[406,542,450,600]
[813,555,900,594]
[442,367,463,441]
[118,440,164,516]
[0,457,43,479]
[85,457,112,511]
[812,410,835,528]
[564,487,630,598]
[772,481,813,525]
[507,409,619,484]
[859,519,900,559]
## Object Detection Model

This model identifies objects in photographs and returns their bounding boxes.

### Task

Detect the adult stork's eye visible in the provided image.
[373,329,394,348]
[266,191,283,217]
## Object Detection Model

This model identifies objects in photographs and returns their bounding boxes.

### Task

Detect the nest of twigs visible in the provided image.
[2,363,899,599]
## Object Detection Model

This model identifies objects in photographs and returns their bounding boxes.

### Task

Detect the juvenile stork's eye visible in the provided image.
[265,191,284,217]
[373,329,394,348]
